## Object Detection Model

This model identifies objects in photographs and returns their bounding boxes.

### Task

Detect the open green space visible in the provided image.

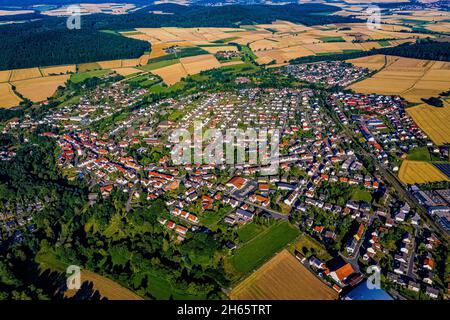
[70,69,111,83]
[320,36,345,43]
[212,37,239,44]
[378,40,391,47]
[408,146,431,161]
[229,220,299,277]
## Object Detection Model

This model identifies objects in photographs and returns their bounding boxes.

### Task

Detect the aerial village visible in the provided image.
[1,60,449,300]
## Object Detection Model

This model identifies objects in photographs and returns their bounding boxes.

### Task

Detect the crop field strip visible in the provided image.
[406,102,450,146]
[399,160,450,185]
[230,250,338,300]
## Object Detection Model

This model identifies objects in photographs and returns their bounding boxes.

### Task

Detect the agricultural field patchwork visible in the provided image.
[349,56,450,103]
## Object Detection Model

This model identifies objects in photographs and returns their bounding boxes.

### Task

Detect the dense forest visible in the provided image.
[291,39,450,64]
[0,26,150,70]
[0,3,360,70]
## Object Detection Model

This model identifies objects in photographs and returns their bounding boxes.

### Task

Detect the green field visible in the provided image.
[229,220,300,277]
[343,49,363,54]
[143,271,206,300]
[351,189,372,203]
[378,40,391,47]
[320,36,345,43]
[408,146,431,161]
[70,69,111,83]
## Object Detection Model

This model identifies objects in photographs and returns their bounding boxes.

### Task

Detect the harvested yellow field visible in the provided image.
[180,54,221,75]
[138,54,150,65]
[257,56,276,65]
[12,75,69,102]
[151,63,188,85]
[399,160,449,185]
[347,54,387,71]
[121,58,141,67]
[349,56,450,103]
[77,62,101,72]
[10,67,42,81]
[406,102,450,145]
[230,250,338,300]
[124,22,435,66]
[0,70,11,83]
[97,60,122,69]
[41,65,76,76]
[425,22,450,33]
[202,46,239,54]
[112,67,142,76]
[0,83,22,108]
[64,270,142,300]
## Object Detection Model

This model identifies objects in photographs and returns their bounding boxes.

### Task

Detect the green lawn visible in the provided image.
[239,45,257,61]
[237,222,266,243]
[408,146,431,161]
[70,69,111,83]
[320,36,345,43]
[219,62,259,75]
[351,189,373,203]
[378,40,391,47]
[229,220,299,276]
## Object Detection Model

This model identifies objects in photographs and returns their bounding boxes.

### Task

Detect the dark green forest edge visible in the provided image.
[0,3,359,70]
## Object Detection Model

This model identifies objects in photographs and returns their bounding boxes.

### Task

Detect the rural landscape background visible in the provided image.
[0,0,449,302]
